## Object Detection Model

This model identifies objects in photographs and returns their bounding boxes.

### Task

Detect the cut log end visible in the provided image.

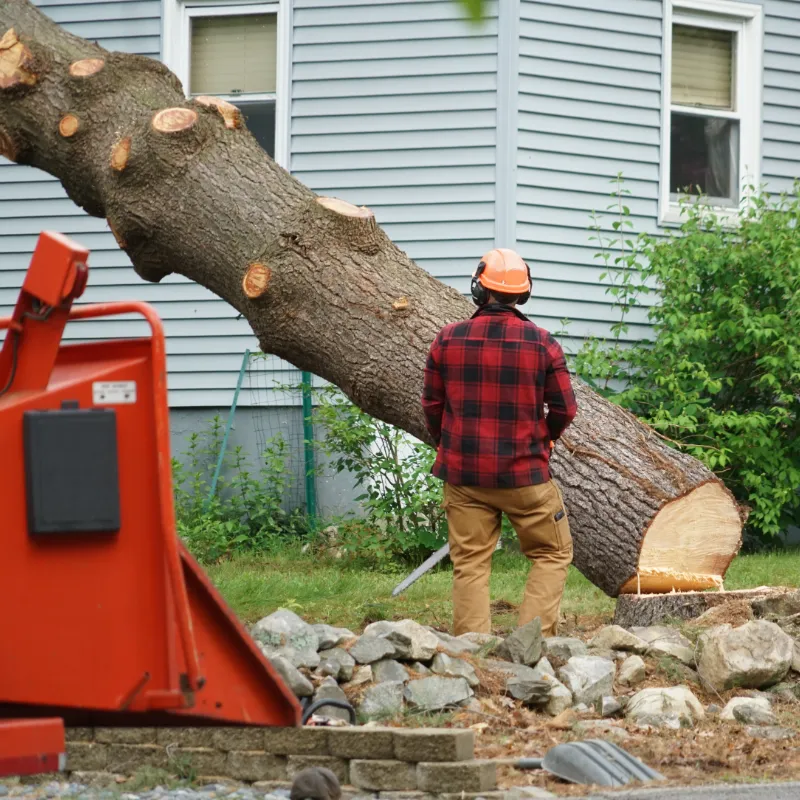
[110,136,131,171]
[69,58,105,78]
[194,95,242,130]
[317,196,374,219]
[58,114,79,138]
[620,481,742,594]
[0,28,36,89]
[242,263,271,299]
[152,107,198,134]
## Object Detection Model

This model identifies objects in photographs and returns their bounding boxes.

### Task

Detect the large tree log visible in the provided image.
[0,1,745,597]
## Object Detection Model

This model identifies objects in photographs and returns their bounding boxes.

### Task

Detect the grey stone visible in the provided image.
[372,659,410,684]
[350,636,398,665]
[651,641,696,665]
[587,647,617,661]
[698,621,794,690]
[403,676,472,711]
[263,645,320,670]
[458,632,503,652]
[751,590,800,619]
[342,665,373,689]
[543,637,588,661]
[495,618,543,666]
[359,681,404,719]
[531,657,557,680]
[363,620,439,662]
[589,625,648,654]
[707,703,722,715]
[507,677,551,706]
[545,679,573,717]
[557,656,615,707]
[268,655,313,698]
[313,681,351,722]
[721,696,777,726]
[634,712,683,730]
[319,647,356,682]
[574,719,630,741]
[252,608,319,652]
[793,641,800,673]
[599,696,623,717]
[618,655,647,687]
[427,628,481,655]
[573,703,590,714]
[313,624,356,650]
[483,659,539,683]
[410,662,432,676]
[431,653,479,688]
[746,725,796,740]
[625,685,705,728]
[630,625,691,647]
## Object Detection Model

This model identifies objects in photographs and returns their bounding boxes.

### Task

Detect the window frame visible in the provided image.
[659,0,763,226]
[162,0,291,168]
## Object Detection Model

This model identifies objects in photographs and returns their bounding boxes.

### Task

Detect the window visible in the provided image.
[660,0,763,224]
[163,1,289,166]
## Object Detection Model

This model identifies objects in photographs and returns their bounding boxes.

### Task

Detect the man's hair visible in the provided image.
[490,290,523,306]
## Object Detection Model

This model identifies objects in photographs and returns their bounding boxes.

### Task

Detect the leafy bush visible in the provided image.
[574,180,800,541]
[173,415,311,563]
[311,386,448,565]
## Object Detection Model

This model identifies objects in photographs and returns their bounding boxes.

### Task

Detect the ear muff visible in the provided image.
[517,261,533,305]
[470,261,490,306]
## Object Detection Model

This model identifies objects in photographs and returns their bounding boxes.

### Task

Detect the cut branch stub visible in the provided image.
[110,136,131,171]
[58,114,79,138]
[152,107,198,134]
[316,196,382,254]
[194,95,242,130]
[242,263,271,299]
[0,27,36,89]
[69,58,104,78]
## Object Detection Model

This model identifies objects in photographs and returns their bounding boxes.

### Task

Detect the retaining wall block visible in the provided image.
[328,727,395,760]
[156,729,217,748]
[287,755,349,785]
[393,729,474,763]
[95,728,158,745]
[65,742,108,772]
[65,728,94,743]
[227,752,288,782]
[263,727,329,755]
[172,747,227,776]
[106,744,168,773]
[212,728,267,752]
[350,760,417,792]
[416,761,496,794]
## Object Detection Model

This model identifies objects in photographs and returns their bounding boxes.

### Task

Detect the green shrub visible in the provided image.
[574,180,800,541]
[173,415,311,563]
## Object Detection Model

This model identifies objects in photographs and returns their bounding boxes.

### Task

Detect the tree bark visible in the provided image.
[0,0,746,597]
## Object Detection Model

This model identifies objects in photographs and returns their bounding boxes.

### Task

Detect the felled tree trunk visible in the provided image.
[0,0,745,597]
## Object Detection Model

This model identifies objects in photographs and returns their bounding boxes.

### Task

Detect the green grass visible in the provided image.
[206,544,800,635]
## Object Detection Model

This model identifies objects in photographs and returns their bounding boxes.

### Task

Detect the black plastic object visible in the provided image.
[23,406,121,535]
[514,739,665,787]
[300,698,357,725]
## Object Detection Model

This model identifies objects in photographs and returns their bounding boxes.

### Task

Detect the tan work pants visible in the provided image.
[443,480,573,638]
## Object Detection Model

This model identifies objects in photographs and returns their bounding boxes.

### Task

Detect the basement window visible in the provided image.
[660,0,763,225]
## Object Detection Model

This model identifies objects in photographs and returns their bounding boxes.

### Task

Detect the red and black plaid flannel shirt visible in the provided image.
[422,304,577,488]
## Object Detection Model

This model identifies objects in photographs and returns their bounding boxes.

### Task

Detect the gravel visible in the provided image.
[0,782,294,800]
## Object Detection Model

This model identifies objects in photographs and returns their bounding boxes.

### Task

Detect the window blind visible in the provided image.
[671,24,734,109]
[190,14,277,96]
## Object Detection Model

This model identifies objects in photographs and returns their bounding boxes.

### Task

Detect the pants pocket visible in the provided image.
[550,481,572,552]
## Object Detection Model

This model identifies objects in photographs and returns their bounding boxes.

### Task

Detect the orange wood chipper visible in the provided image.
[0,232,301,777]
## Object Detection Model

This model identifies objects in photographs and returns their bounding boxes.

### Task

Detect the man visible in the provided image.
[422,248,577,637]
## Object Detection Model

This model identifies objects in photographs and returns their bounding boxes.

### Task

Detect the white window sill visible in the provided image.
[659,203,740,229]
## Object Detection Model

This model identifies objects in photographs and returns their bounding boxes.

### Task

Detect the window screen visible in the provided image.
[190,14,277,96]
[671,24,734,110]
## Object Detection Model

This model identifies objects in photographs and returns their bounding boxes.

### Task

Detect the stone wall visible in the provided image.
[65,727,500,799]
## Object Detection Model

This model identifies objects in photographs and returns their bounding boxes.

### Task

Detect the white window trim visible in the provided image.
[161,0,291,169]
[659,0,763,227]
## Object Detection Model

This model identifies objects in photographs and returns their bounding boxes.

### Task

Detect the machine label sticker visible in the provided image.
[93,381,137,405]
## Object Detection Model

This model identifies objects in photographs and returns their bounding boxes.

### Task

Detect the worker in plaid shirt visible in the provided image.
[422,249,578,637]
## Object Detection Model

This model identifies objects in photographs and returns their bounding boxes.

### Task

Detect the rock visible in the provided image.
[707,703,722,715]
[411,661,432,676]
[628,624,695,663]
[721,697,777,726]
[459,632,503,652]
[618,655,647,687]
[557,656,615,707]
[349,636,397,665]
[358,681,405,719]
[312,680,351,722]
[698,621,794,690]
[532,657,557,680]
[252,608,319,651]
[463,697,483,713]
[268,655,313,698]
[599,696,623,717]
[543,637,588,661]
[372,659,410,684]
[651,641,695,665]
[403,676,472,711]
[546,679,573,716]
[793,642,800,673]
[313,624,355,650]
[363,619,440,662]
[318,647,356,682]
[634,712,682,730]
[507,677,551,706]
[590,626,648,654]
[343,665,373,689]
[495,618,543,666]
[503,788,558,799]
[751,590,800,619]
[483,659,539,683]
[431,653,479,688]
[575,719,630,741]
[573,703,591,714]
[427,628,481,655]
[746,725,796,740]
[625,686,705,728]
[265,646,319,670]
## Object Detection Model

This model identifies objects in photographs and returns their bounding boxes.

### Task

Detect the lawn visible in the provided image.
[206,546,800,634]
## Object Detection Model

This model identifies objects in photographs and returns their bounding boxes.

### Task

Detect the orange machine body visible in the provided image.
[0,232,300,731]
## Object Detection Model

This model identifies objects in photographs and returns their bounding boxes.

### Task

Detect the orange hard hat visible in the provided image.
[474,248,531,294]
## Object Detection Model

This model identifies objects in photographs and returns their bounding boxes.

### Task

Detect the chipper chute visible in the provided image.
[0,232,301,773]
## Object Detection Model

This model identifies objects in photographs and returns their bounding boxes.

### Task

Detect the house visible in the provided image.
[1,0,797,514]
